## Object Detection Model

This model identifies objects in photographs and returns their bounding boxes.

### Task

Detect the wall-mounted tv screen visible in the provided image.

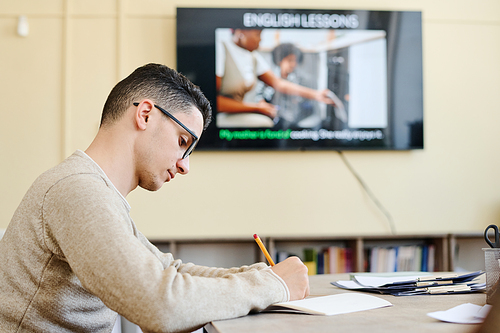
[177,8,423,151]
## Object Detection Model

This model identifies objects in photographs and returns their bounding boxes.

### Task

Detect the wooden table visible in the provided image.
[205,273,486,333]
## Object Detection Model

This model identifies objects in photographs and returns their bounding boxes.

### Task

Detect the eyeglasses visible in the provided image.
[133,102,199,159]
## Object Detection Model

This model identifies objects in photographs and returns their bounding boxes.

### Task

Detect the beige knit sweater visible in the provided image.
[0,150,288,333]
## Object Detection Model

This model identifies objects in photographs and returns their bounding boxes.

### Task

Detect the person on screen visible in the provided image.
[216,29,334,128]
[273,42,304,80]
[257,43,316,128]
[0,63,309,333]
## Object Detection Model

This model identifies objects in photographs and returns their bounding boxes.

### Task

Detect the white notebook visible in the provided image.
[264,293,392,316]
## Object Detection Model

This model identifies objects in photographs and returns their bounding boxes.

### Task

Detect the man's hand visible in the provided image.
[271,256,309,301]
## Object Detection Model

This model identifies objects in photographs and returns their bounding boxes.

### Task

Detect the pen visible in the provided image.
[253,234,275,266]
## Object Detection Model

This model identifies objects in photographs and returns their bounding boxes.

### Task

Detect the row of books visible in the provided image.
[367,244,436,273]
[275,244,436,275]
[276,246,355,275]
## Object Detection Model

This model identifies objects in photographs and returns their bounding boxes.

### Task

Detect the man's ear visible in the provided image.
[134,100,154,130]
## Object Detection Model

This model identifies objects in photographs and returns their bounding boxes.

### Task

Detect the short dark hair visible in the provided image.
[271,43,304,66]
[100,63,212,129]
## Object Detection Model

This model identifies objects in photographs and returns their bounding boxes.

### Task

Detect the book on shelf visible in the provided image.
[304,248,317,276]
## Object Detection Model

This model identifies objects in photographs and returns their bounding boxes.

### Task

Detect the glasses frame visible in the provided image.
[133,102,198,159]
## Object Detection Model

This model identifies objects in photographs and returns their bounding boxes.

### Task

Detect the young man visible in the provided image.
[0,64,309,332]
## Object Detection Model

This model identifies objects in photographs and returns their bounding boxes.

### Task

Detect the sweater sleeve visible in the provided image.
[42,174,288,333]
[134,227,270,276]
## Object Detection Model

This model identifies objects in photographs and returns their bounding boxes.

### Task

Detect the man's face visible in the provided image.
[135,105,204,192]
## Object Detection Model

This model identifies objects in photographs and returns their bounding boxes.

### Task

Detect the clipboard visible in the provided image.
[331,271,485,296]
[391,282,486,296]
[353,271,484,288]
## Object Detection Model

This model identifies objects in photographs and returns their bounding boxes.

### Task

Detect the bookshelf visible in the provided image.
[267,235,449,274]
[150,233,484,273]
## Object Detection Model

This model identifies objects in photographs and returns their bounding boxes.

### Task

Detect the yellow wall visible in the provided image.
[1,0,500,239]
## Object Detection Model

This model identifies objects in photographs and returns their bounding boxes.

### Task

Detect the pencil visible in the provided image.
[253,234,275,266]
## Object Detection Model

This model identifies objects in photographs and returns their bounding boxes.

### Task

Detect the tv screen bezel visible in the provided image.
[177,7,424,151]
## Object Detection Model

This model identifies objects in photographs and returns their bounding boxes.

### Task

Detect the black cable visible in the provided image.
[337,151,397,235]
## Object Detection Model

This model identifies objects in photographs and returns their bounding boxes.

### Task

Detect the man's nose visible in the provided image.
[176,156,189,175]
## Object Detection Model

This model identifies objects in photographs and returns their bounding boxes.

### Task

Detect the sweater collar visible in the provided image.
[75,150,131,212]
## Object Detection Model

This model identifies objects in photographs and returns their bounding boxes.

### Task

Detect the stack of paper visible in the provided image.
[332,271,485,296]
